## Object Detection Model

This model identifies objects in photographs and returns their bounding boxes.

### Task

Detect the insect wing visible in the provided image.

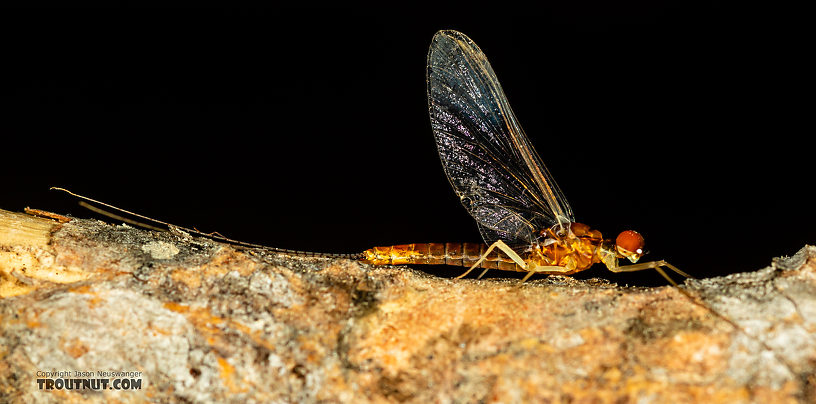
[427,30,574,251]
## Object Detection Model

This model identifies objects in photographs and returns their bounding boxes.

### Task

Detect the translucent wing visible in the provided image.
[427,30,574,251]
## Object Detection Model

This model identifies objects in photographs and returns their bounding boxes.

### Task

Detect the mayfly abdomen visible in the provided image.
[361,243,524,272]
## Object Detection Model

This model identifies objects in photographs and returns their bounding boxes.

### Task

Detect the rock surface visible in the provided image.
[1,208,815,403]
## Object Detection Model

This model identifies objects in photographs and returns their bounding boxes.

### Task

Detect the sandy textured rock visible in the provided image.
[1,208,815,403]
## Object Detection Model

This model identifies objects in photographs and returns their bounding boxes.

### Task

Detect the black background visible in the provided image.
[2,5,810,285]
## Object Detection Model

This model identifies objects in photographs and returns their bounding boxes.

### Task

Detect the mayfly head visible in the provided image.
[615,230,645,263]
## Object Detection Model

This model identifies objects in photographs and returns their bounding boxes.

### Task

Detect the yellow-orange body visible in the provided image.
[363,242,524,271]
[362,222,621,275]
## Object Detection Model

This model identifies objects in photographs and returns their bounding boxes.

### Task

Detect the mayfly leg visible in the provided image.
[455,240,527,279]
[459,239,570,283]
[608,260,693,287]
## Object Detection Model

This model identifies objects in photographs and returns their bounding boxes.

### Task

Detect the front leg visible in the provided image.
[608,260,693,287]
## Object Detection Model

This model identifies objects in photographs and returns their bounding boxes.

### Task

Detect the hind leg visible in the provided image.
[519,265,575,283]
[456,240,527,279]
[456,240,573,283]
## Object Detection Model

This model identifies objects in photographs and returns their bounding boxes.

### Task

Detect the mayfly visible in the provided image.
[51,30,689,286]
[361,30,691,285]
[46,30,792,375]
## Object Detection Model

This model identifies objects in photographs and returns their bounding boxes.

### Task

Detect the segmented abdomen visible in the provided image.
[361,243,525,272]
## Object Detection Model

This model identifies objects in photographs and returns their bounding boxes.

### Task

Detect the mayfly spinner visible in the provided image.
[361,30,691,284]
[52,30,689,286]
[49,30,792,376]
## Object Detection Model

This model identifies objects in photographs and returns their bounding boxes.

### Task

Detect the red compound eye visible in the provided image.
[616,230,644,253]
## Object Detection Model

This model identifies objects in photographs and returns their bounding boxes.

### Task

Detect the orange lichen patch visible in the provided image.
[751,381,803,404]
[60,337,90,359]
[351,282,559,375]
[170,268,202,290]
[217,356,234,381]
[168,249,264,291]
[217,356,248,394]
[554,326,625,374]
[69,284,104,308]
[163,302,275,352]
[164,302,195,314]
[229,320,276,352]
[320,262,368,280]
[49,390,74,402]
[591,371,796,403]
[298,334,333,365]
[70,284,93,294]
[26,317,41,329]
[316,364,356,402]
[648,331,729,377]
[149,326,174,337]
[164,302,224,330]
[550,376,721,403]
[205,249,261,277]
[164,302,226,349]
[479,346,796,403]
